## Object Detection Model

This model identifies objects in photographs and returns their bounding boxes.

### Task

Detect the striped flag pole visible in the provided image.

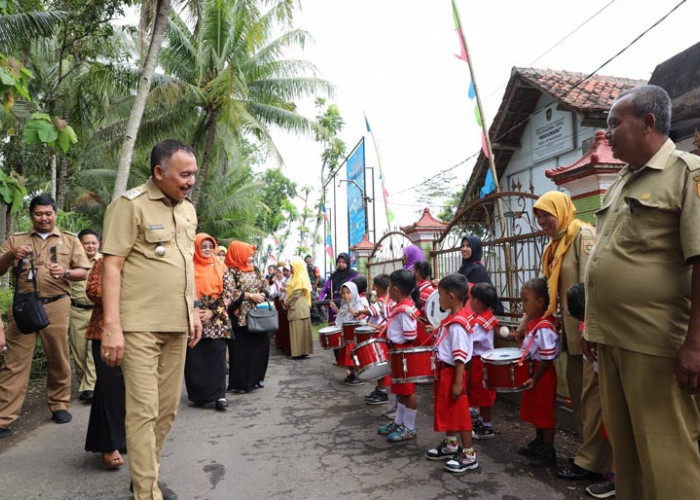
[364,114,394,228]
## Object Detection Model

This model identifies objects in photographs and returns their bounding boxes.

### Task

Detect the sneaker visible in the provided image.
[364,387,380,400]
[425,440,461,460]
[342,375,364,386]
[472,425,495,440]
[585,478,616,499]
[444,450,478,473]
[366,391,389,405]
[51,410,72,424]
[517,438,541,458]
[529,443,556,467]
[471,416,484,431]
[377,421,398,435]
[387,425,416,442]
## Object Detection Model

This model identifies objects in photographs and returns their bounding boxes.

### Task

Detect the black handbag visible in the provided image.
[246,302,279,334]
[12,258,50,334]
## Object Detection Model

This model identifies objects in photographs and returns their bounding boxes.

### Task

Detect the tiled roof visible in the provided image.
[461,67,645,206]
[349,233,375,251]
[545,130,625,181]
[400,208,447,233]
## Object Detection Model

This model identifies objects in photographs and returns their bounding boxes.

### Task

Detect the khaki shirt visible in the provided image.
[585,139,700,357]
[70,252,100,305]
[101,178,197,332]
[1,227,90,296]
[559,225,596,356]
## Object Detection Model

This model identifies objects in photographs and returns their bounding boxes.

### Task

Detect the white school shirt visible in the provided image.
[435,322,473,366]
[522,320,560,361]
[386,311,417,344]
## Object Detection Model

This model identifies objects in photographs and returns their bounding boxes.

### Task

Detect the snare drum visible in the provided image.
[351,339,390,380]
[481,347,533,392]
[318,326,343,350]
[389,346,435,384]
[355,326,378,344]
[342,321,361,343]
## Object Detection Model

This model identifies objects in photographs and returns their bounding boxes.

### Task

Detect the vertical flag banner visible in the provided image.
[365,114,394,226]
[451,0,497,198]
[346,139,366,251]
[323,204,334,262]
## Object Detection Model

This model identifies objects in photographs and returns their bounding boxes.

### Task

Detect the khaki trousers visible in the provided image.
[598,344,700,500]
[122,331,187,500]
[0,297,72,427]
[68,306,96,392]
[566,353,584,434]
[573,358,610,474]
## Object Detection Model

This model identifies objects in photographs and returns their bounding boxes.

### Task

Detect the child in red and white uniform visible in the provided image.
[377,269,420,442]
[517,277,561,467]
[356,274,392,405]
[425,273,478,473]
[333,281,366,386]
[466,282,499,439]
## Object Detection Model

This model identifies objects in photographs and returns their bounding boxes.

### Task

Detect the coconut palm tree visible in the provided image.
[149,0,333,206]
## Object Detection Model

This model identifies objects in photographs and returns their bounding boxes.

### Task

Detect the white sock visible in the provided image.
[403,408,417,431]
[395,403,406,425]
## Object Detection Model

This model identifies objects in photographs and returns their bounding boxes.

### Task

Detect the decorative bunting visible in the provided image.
[365,113,394,226]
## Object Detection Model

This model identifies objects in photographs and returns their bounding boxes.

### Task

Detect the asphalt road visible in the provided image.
[0,340,594,500]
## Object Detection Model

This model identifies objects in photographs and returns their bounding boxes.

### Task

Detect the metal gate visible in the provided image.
[366,230,415,283]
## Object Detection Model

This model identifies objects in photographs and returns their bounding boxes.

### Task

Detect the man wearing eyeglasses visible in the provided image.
[0,193,90,438]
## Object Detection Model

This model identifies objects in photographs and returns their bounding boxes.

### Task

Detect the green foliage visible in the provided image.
[0,170,26,211]
[314,97,345,175]
[437,188,463,222]
[0,54,32,113]
[254,167,298,235]
[23,112,77,153]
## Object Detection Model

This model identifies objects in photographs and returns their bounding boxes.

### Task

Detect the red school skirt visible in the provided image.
[520,362,557,429]
[468,356,496,408]
[433,363,472,432]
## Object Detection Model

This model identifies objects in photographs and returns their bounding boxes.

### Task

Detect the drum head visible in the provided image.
[342,321,361,326]
[482,347,524,363]
[355,326,375,334]
[319,326,341,335]
[358,362,390,380]
[425,291,450,327]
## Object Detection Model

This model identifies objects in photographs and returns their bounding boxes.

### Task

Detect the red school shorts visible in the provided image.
[433,364,472,432]
[520,362,557,429]
[468,356,496,408]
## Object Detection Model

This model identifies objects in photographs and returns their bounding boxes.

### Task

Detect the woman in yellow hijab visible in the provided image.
[532,191,607,481]
[284,259,313,359]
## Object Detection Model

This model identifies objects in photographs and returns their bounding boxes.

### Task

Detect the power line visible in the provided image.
[390,0,686,198]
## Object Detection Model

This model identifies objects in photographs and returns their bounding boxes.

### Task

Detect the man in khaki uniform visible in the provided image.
[68,229,101,403]
[0,194,90,438]
[101,140,202,500]
[585,85,700,499]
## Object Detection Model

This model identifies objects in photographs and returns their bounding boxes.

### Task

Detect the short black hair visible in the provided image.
[304,255,312,260]
[353,275,368,295]
[438,273,469,304]
[414,261,432,280]
[77,229,99,242]
[30,193,56,213]
[522,277,550,310]
[373,274,389,291]
[470,282,498,310]
[150,140,195,176]
[389,269,416,297]
[567,282,586,322]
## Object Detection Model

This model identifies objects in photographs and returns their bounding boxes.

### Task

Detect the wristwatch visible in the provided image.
[63,269,71,279]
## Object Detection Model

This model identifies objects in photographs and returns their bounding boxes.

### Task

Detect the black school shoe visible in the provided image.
[51,410,72,424]
[0,426,13,438]
[516,437,541,458]
[556,463,598,480]
[529,443,556,467]
[79,390,94,404]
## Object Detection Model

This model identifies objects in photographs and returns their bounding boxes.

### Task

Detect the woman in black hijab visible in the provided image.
[318,253,360,303]
[458,235,504,314]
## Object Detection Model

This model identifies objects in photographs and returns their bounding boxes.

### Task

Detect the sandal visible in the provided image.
[102,451,124,470]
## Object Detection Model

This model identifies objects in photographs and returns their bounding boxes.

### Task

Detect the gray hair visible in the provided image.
[617,84,671,136]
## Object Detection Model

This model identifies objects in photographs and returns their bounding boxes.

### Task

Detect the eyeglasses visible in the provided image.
[200,243,215,250]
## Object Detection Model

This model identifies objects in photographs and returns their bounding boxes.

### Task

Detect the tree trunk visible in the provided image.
[56,157,68,211]
[310,162,327,262]
[190,110,218,207]
[50,153,57,200]
[111,0,171,200]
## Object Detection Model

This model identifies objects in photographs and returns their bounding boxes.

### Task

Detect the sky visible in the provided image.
[265,0,700,258]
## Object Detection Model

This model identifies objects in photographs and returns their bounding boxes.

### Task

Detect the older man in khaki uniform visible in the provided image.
[68,229,101,403]
[585,85,700,499]
[0,194,90,438]
[101,140,202,500]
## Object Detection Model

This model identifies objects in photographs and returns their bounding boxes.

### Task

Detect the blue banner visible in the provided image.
[346,139,366,255]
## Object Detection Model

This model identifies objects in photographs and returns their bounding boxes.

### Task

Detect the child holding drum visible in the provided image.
[466,283,499,439]
[517,277,561,467]
[425,273,478,473]
[332,281,367,386]
[377,270,420,442]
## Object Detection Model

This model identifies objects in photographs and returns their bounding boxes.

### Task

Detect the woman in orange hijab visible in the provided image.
[531,191,608,481]
[224,240,271,393]
[185,233,234,411]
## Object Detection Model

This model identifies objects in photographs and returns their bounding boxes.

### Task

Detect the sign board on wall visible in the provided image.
[346,139,366,257]
[531,105,574,163]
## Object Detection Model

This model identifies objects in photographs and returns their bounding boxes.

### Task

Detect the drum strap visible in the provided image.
[519,316,556,366]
